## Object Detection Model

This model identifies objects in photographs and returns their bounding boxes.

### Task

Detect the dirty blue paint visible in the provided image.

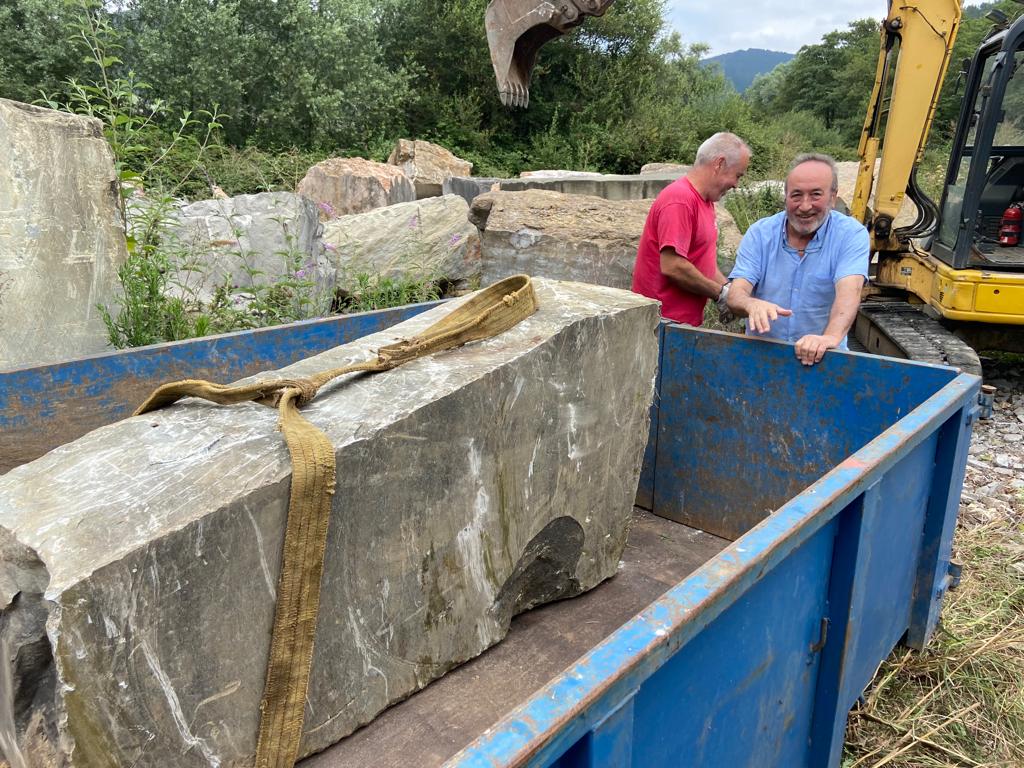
[450,324,979,768]
[0,302,440,473]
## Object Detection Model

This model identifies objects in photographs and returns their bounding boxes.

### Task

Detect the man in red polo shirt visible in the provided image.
[632,132,751,325]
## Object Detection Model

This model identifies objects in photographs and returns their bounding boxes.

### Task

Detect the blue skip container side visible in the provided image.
[0,310,980,768]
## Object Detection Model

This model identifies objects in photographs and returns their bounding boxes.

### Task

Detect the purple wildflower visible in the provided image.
[318,201,336,216]
[323,242,338,253]
[448,233,462,246]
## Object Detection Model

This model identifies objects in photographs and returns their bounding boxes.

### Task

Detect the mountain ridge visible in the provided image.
[702,48,794,92]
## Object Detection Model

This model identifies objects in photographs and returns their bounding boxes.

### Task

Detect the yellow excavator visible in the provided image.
[484,0,1024,375]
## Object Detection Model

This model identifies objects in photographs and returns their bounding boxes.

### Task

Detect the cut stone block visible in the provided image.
[321,194,481,293]
[0,99,127,370]
[497,171,682,201]
[166,191,334,311]
[640,162,689,175]
[0,278,660,768]
[386,139,473,199]
[472,190,652,289]
[442,176,502,205]
[296,157,415,218]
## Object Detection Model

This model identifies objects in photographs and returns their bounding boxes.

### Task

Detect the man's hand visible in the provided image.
[745,298,792,334]
[794,334,841,366]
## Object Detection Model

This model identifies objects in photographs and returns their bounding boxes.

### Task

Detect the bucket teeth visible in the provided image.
[486,0,612,108]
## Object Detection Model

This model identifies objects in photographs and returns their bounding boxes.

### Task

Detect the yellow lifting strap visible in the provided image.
[133,275,539,768]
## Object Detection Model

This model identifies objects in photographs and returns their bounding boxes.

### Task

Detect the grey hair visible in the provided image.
[694,132,750,168]
[788,152,839,193]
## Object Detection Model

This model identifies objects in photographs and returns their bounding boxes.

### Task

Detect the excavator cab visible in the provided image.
[484,0,614,107]
[935,17,1024,276]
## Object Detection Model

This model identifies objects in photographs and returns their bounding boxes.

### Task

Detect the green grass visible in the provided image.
[842,519,1024,767]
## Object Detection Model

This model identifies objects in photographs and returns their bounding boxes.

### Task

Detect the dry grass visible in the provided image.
[842,519,1024,767]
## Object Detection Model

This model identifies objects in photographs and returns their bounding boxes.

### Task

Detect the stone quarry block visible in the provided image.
[442,176,501,204]
[0,99,127,370]
[167,191,334,310]
[386,139,473,199]
[640,162,689,175]
[296,157,415,218]
[321,194,481,293]
[0,278,660,768]
[472,190,652,289]
[497,171,683,201]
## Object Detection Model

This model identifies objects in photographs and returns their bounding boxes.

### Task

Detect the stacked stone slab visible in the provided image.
[296,157,415,218]
[387,139,473,199]
[321,195,481,293]
[0,278,659,767]
[0,99,127,370]
[471,190,652,289]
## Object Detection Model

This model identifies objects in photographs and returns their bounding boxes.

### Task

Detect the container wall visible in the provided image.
[451,325,980,768]
[649,326,958,540]
[0,302,440,473]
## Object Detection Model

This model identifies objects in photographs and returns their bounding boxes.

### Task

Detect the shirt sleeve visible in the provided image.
[833,221,871,283]
[656,202,698,262]
[728,221,766,287]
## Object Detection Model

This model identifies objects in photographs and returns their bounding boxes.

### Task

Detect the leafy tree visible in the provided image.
[0,0,88,103]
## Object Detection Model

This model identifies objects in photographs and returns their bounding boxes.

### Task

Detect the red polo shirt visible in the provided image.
[631,177,718,325]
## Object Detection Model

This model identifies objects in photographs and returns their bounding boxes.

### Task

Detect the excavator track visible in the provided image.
[855,299,983,376]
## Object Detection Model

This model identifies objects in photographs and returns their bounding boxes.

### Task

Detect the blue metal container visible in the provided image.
[0,312,980,768]
[451,323,979,768]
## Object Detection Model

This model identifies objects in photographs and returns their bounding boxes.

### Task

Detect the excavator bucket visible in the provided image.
[485,0,614,107]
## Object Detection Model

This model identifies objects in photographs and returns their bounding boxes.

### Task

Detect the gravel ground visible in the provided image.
[960,355,1024,530]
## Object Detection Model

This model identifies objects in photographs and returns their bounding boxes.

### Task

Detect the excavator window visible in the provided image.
[937,43,1024,270]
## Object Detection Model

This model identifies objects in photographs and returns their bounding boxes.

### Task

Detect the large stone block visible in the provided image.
[296,157,415,218]
[386,139,473,199]
[498,171,682,201]
[166,191,333,310]
[0,99,127,370]
[0,278,659,768]
[321,195,481,293]
[472,190,652,289]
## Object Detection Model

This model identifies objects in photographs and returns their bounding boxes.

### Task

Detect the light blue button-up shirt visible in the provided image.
[728,210,869,349]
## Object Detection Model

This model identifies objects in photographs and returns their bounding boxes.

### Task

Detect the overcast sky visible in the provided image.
[663,0,981,57]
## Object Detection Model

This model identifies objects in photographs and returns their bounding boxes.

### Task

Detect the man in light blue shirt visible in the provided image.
[726,153,870,365]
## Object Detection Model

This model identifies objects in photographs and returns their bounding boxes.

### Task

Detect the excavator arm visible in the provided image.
[852,0,961,250]
[485,0,615,107]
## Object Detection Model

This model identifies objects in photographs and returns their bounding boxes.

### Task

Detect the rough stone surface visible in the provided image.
[321,195,481,292]
[296,157,415,218]
[387,139,473,199]
[472,190,652,289]
[0,98,127,370]
[167,192,333,308]
[0,278,659,768]
[640,163,689,175]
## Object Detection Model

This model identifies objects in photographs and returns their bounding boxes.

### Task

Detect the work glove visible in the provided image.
[716,282,735,326]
